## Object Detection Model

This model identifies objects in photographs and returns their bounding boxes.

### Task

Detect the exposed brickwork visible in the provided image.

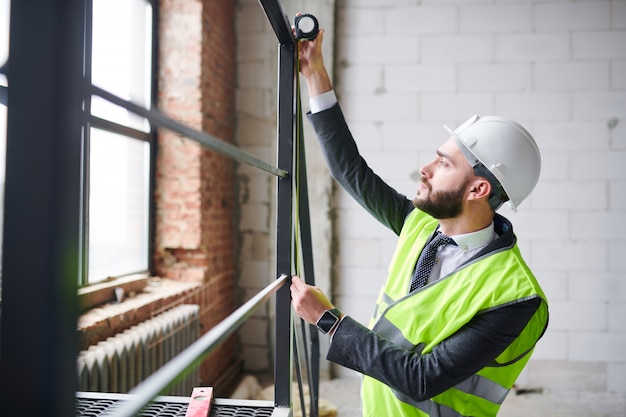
[155,0,238,390]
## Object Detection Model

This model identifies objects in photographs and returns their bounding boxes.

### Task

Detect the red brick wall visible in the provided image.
[155,0,238,392]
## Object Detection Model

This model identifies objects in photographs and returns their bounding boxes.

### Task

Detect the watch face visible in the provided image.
[317,310,339,334]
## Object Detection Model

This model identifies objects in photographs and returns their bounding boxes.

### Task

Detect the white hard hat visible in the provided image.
[444,115,541,212]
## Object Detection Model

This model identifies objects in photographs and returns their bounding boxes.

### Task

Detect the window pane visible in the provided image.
[88,128,150,283]
[91,0,152,131]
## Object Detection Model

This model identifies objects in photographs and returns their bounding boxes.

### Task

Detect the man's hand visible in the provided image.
[297,28,333,97]
[290,275,334,325]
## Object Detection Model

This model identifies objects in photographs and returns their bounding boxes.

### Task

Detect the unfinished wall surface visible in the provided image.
[234,0,336,376]
[233,0,278,374]
[156,0,239,392]
[330,0,626,393]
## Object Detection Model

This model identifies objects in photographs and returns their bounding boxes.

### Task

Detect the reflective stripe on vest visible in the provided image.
[375,316,510,405]
[393,392,463,417]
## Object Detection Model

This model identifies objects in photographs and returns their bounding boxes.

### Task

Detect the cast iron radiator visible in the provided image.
[77,304,200,396]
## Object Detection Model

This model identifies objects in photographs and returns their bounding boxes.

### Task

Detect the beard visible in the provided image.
[412,178,469,219]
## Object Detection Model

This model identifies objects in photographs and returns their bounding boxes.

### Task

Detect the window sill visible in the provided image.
[78,274,151,311]
[78,277,202,350]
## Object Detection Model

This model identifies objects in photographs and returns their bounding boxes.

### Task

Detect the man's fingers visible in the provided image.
[290,275,309,296]
[291,275,303,287]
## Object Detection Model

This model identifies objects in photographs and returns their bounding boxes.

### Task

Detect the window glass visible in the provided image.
[86,0,154,284]
[91,0,152,132]
[88,128,150,283]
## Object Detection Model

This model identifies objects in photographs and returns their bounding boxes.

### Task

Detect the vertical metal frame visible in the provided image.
[256,0,299,410]
[81,0,93,285]
[274,42,296,409]
[255,0,297,410]
[147,0,160,275]
[255,1,323,413]
[0,0,85,415]
[295,133,321,417]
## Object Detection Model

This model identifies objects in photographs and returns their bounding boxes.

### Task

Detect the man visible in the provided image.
[290,28,549,417]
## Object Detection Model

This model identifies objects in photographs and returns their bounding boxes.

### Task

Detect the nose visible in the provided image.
[420,159,435,179]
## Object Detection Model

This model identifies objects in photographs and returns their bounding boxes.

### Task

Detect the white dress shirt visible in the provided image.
[429,223,497,284]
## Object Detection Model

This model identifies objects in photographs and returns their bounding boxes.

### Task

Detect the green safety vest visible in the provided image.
[362,209,549,417]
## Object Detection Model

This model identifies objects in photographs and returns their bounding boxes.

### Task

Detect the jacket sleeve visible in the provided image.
[307,104,415,235]
[327,297,541,401]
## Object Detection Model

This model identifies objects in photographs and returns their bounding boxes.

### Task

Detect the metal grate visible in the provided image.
[76,397,188,417]
[210,404,275,417]
[76,394,276,417]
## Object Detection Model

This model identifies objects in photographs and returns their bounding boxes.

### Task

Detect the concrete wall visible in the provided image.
[236,0,626,393]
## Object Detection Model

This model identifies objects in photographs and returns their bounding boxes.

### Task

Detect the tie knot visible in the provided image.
[431,232,455,248]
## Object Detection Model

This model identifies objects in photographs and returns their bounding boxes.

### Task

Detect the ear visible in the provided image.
[467,177,492,201]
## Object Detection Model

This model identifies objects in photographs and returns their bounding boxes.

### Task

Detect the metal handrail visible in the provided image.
[90,85,288,179]
[102,275,290,417]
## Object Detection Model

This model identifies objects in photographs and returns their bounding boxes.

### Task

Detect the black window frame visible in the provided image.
[80,0,158,287]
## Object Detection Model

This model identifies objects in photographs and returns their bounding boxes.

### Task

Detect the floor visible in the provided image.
[318,377,626,417]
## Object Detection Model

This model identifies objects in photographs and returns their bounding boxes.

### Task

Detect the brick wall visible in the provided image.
[156,0,238,392]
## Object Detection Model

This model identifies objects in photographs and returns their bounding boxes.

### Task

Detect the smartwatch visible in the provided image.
[316,308,342,334]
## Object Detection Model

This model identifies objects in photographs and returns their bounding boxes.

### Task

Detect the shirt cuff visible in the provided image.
[310,90,337,114]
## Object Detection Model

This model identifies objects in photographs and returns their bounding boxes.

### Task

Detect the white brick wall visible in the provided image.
[331,0,626,392]
[460,4,532,33]
[235,0,626,392]
[535,62,610,91]
[535,2,611,31]
[235,0,280,373]
[459,63,533,92]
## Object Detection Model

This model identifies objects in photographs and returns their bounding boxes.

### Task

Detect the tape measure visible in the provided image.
[294,14,319,41]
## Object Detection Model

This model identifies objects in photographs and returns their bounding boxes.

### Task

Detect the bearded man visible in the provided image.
[290,28,549,417]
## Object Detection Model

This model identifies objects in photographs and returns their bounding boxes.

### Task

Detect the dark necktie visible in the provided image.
[409,233,455,293]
